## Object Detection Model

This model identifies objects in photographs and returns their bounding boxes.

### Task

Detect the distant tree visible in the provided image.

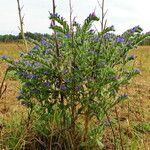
[0,32,51,43]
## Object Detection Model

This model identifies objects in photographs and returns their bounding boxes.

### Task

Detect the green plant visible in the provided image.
[5,70,18,80]
[134,122,150,133]
[0,113,27,149]
[1,1,150,150]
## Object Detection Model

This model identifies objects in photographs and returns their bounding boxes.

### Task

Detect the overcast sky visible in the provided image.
[0,0,150,35]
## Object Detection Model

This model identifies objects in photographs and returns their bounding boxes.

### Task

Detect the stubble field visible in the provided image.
[0,42,150,150]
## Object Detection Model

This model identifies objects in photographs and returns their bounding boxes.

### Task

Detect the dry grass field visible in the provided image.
[0,43,150,149]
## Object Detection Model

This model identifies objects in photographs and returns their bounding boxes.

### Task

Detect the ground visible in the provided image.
[0,43,150,150]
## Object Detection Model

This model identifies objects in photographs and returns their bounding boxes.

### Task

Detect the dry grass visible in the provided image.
[0,43,150,149]
[0,42,27,59]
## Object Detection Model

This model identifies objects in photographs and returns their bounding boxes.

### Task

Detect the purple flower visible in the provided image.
[89,11,96,17]
[104,119,112,126]
[41,40,48,45]
[126,41,132,45]
[89,29,94,32]
[28,51,33,56]
[75,85,81,91]
[24,61,32,66]
[109,76,120,80]
[129,25,140,33]
[65,33,71,38]
[50,13,59,17]
[94,37,100,42]
[104,33,115,39]
[44,49,51,54]
[32,62,40,67]
[118,93,128,100]
[116,36,125,43]
[34,45,39,49]
[20,72,28,77]
[133,68,141,74]
[1,55,7,59]
[60,85,66,90]
[13,60,20,65]
[44,70,49,75]
[27,74,38,79]
[44,81,51,86]
[50,22,55,28]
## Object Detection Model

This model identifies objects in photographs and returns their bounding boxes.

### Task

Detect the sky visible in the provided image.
[0,0,150,35]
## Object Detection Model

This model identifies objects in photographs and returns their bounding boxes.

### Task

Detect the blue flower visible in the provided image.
[34,45,39,49]
[44,49,51,54]
[94,37,100,42]
[60,85,66,90]
[104,119,112,126]
[28,51,33,56]
[75,85,81,91]
[27,74,38,79]
[104,33,115,39]
[44,70,49,75]
[118,93,128,100]
[116,36,125,43]
[133,68,141,74]
[20,72,28,77]
[1,55,7,59]
[41,40,48,45]
[24,61,32,66]
[43,81,51,86]
[50,13,59,17]
[129,25,140,33]
[32,62,40,67]
[65,33,71,38]
[108,76,120,80]
[13,60,20,65]
[89,29,94,32]
[126,41,132,45]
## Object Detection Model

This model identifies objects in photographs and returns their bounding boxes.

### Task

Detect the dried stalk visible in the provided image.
[17,0,28,52]
[97,0,108,31]
[0,67,10,99]
[115,107,124,150]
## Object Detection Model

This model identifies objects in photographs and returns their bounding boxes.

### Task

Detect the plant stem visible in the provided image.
[52,0,65,128]
[115,107,124,150]
[97,0,108,31]
[104,109,117,150]
[16,0,28,52]
[0,67,10,99]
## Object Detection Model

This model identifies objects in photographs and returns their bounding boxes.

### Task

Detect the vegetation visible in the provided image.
[0,0,150,150]
[0,32,51,43]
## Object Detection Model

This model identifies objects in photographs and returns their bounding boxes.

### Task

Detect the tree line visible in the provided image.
[0,32,50,42]
[0,32,150,45]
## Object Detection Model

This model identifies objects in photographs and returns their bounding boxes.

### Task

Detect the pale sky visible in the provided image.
[0,0,150,35]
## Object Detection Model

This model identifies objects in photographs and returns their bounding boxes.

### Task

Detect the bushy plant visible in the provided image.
[1,12,150,149]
